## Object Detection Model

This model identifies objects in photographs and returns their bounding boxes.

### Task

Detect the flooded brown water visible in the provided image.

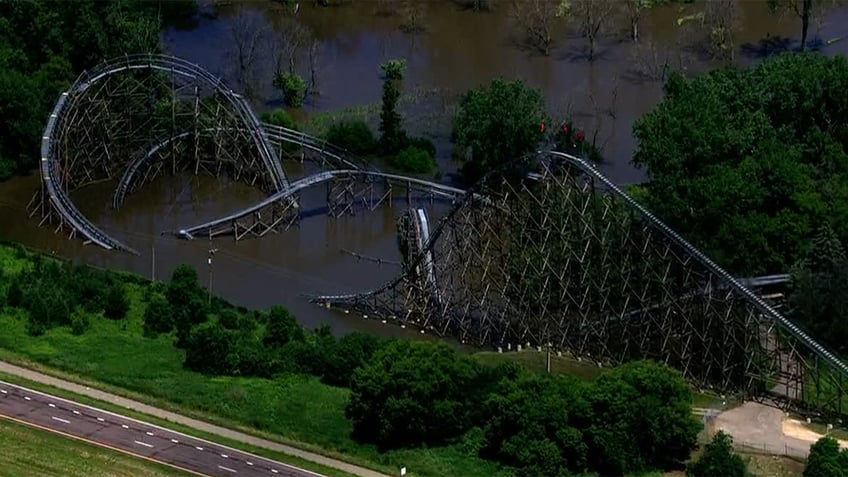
[1,0,847,335]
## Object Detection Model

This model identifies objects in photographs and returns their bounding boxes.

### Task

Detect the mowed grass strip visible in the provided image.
[0,416,190,477]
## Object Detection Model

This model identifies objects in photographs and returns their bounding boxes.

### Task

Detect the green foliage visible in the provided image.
[260,108,299,130]
[789,226,848,353]
[804,436,848,477]
[263,305,304,348]
[688,431,749,477]
[142,294,172,337]
[452,78,547,183]
[379,59,406,81]
[274,71,307,108]
[379,78,407,155]
[346,340,480,449]
[586,360,701,474]
[0,0,162,179]
[325,120,378,155]
[320,332,385,387]
[408,137,436,159]
[165,265,207,347]
[69,307,90,336]
[388,145,436,174]
[632,52,848,275]
[103,282,129,320]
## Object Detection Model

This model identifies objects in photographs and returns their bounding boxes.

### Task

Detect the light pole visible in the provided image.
[208,248,219,305]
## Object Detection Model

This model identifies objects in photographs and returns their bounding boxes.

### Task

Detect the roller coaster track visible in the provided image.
[311,151,848,404]
[112,124,365,209]
[175,169,469,239]
[39,54,288,254]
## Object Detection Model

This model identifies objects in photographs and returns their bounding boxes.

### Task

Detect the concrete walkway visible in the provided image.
[0,361,390,477]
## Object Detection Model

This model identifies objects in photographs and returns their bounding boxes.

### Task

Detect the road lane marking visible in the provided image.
[0,380,327,477]
[218,465,237,473]
[72,410,80,415]
[23,396,30,401]
[51,416,70,424]
[271,470,279,474]
[134,440,154,448]
[48,403,55,408]
[121,424,129,429]
[0,414,207,477]
[221,453,228,458]
[96,417,105,422]
[146,431,154,436]
[195,446,203,451]
[0,389,6,394]
[171,438,179,444]
[246,461,253,466]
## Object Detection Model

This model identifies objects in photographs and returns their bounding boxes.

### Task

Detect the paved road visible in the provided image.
[0,361,388,477]
[0,380,324,477]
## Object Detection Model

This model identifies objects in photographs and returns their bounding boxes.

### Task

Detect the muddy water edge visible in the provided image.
[1,0,847,337]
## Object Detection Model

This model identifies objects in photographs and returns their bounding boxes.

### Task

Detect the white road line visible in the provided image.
[195,446,204,451]
[221,454,228,458]
[0,389,6,394]
[271,470,279,474]
[246,461,254,466]
[23,396,30,401]
[218,465,237,473]
[48,403,55,408]
[121,424,129,429]
[171,438,179,444]
[146,431,154,436]
[51,416,70,424]
[72,410,80,415]
[134,440,154,448]
[96,417,105,422]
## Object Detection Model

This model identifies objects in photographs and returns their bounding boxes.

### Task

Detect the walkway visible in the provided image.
[0,361,390,477]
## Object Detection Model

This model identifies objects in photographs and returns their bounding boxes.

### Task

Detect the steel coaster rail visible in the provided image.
[175,169,470,238]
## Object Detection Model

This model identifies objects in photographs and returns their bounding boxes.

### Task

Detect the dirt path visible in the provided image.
[0,361,390,477]
[712,401,847,459]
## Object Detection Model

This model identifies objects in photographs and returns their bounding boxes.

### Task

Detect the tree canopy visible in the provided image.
[687,431,749,477]
[632,52,848,275]
[452,78,548,184]
[804,436,848,477]
[0,0,183,180]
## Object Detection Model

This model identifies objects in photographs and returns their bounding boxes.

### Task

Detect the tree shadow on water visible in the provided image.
[739,35,828,59]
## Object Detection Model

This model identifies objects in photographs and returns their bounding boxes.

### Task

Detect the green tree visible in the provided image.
[166,265,207,347]
[804,436,848,477]
[378,77,406,155]
[103,282,129,320]
[481,371,591,477]
[183,320,233,374]
[451,78,547,183]
[789,226,848,353]
[262,305,304,348]
[688,431,749,477]
[586,360,701,474]
[321,332,385,387]
[345,340,479,448]
[142,294,172,337]
[632,52,848,275]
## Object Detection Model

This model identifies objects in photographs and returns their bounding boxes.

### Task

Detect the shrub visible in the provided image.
[325,120,378,155]
[379,59,406,81]
[389,145,436,174]
[69,308,90,336]
[260,108,299,130]
[408,136,436,158]
[103,283,129,320]
[273,71,307,108]
[688,431,749,477]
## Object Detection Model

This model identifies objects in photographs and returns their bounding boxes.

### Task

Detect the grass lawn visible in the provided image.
[0,416,189,477]
[0,243,507,477]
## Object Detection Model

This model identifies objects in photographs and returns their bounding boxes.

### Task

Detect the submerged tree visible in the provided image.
[768,0,839,52]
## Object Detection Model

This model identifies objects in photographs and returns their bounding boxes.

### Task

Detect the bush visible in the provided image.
[143,294,173,337]
[69,308,90,336]
[408,136,436,158]
[688,431,749,477]
[379,59,406,81]
[388,145,436,174]
[103,283,129,320]
[273,71,307,108]
[325,120,378,155]
[260,108,298,130]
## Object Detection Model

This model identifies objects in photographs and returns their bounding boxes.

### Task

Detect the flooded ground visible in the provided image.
[1,0,847,335]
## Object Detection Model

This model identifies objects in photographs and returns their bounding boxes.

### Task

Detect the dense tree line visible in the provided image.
[632,52,848,276]
[2,249,129,335]
[0,0,194,180]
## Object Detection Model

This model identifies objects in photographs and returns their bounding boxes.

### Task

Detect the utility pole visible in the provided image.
[151,241,156,282]
[208,248,219,305]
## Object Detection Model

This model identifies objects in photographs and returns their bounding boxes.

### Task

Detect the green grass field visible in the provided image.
[0,417,189,477]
